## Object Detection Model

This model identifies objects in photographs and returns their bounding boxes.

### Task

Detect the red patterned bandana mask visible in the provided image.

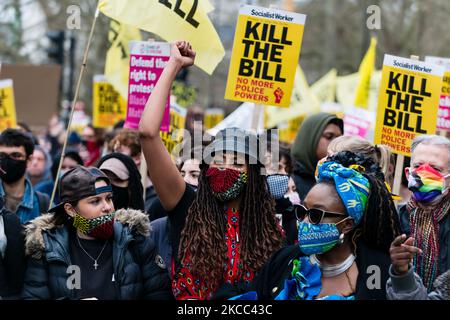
[73,212,115,240]
[206,167,248,202]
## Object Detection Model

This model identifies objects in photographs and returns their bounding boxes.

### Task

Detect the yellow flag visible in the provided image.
[354,37,377,109]
[265,66,320,128]
[99,0,225,75]
[104,20,141,99]
[0,79,17,131]
[199,0,214,13]
[311,69,337,104]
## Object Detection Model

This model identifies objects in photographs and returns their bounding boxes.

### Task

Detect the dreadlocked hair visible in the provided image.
[356,173,401,252]
[178,162,284,292]
[326,151,401,252]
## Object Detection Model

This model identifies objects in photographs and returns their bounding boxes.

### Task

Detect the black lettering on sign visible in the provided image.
[0,91,9,117]
[186,0,199,28]
[158,0,200,28]
[174,0,186,18]
[159,0,172,9]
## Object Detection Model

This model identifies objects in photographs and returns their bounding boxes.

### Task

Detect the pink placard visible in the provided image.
[125,41,170,131]
[437,95,450,131]
[343,106,374,138]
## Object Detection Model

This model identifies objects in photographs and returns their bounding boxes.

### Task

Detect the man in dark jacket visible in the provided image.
[0,197,26,299]
[291,113,343,201]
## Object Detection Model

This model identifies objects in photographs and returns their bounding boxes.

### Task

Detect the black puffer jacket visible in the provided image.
[22,209,173,300]
[0,209,26,299]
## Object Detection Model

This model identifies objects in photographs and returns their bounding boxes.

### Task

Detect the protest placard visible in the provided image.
[425,56,450,131]
[374,55,444,156]
[343,105,374,139]
[278,115,303,144]
[204,108,225,129]
[0,79,17,131]
[92,75,127,128]
[225,5,306,107]
[0,64,60,131]
[125,41,170,131]
[160,102,186,155]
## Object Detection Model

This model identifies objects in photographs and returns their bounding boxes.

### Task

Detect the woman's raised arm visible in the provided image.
[139,41,196,211]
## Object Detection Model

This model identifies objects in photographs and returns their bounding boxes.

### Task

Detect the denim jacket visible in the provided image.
[0,179,41,224]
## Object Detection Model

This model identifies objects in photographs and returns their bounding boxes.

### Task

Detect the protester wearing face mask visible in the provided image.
[139,41,283,300]
[265,146,300,246]
[397,135,450,291]
[98,153,144,212]
[246,158,401,300]
[0,129,49,224]
[81,125,104,167]
[22,166,172,300]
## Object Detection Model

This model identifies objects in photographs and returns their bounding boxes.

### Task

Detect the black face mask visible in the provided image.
[186,183,198,192]
[112,185,129,210]
[0,157,27,183]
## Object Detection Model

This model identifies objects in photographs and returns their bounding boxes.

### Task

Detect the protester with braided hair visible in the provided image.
[246,159,401,300]
[139,41,283,300]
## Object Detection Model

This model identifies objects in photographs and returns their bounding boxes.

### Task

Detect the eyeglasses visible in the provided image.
[0,152,27,161]
[294,204,347,225]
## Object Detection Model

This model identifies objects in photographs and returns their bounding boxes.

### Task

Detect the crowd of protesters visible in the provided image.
[0,41,449,300]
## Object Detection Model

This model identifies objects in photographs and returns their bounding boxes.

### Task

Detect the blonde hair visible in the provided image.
[328,136,392,179]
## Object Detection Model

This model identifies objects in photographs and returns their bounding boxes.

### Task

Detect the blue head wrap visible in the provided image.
[317,161,370,225]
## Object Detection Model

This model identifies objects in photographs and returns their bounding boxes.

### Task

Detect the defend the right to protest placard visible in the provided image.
[125,41,170,131]
[374,54,445,156]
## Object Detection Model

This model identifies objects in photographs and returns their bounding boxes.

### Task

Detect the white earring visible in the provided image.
[338,233,345,245]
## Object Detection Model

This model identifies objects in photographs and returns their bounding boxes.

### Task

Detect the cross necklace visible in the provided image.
[76,235,108,270]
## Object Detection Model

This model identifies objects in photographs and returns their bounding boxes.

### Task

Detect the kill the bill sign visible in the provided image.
[374,55,444,156]
[0,79,17,131]
[225,5,306,108]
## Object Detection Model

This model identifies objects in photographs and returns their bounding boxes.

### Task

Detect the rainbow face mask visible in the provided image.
[408,164,450,203]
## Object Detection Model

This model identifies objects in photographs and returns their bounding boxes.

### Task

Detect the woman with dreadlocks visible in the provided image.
[245,153,401,300]
[138,41,283,300]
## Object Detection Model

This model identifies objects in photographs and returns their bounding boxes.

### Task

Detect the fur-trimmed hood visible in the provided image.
[25,208,150,259]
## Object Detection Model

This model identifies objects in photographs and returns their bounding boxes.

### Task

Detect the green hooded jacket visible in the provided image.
[291,112,343,200]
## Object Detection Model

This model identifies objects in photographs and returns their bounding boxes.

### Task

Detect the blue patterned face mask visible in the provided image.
[297,220,348,255]
[266,174,289,199]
